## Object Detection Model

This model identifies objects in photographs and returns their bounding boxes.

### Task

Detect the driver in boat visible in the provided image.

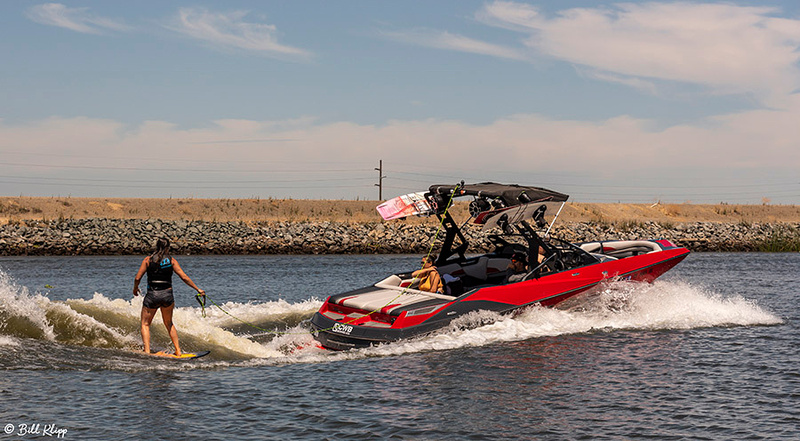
[504,252,529,284]
[413,254,443,293]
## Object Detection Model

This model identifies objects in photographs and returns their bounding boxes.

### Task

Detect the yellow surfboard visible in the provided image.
[150,350,210,360]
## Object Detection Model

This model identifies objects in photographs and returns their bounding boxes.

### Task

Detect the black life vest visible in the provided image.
[147,256,173,290]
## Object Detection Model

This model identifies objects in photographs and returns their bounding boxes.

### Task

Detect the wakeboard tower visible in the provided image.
[311,182,689,350]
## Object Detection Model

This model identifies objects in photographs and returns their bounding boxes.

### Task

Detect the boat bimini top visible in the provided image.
[376,182,570,265]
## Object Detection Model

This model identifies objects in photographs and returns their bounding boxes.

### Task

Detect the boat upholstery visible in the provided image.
[335,283,450,316]
[579,240,661,258]
[438,257,511,281]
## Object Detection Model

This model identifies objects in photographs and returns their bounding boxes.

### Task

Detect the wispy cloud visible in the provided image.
[579,69,659,96]
[475,0,540,31]
[382,29,526,61]
[25,3,130,34]
[166,7,312,59]
[478,1,800,106]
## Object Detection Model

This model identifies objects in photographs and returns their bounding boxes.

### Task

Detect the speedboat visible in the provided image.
[310,182,689,350]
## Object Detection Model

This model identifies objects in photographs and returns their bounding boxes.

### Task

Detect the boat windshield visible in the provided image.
[534,237,599,274]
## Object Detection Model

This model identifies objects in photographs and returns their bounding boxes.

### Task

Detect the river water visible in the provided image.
[0,253,796,440]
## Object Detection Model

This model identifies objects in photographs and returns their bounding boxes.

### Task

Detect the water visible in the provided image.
[0,253,796,440]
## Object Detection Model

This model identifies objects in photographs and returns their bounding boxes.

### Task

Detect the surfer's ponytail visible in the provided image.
[151,237,171,264]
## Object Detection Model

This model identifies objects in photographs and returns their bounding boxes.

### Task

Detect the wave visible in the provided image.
[0,267,782,369]
[0,335,19,347]
[0,270,322,366]
[0,272,57,341]
[273,279,783,363]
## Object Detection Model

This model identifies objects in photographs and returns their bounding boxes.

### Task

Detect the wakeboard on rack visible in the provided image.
[376,191,433,220]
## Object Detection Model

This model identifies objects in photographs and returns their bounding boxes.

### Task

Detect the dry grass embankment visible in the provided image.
[2,197,800,225]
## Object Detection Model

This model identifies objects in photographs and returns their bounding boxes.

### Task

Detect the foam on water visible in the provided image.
[0,335,19,346]
[0,271,56,340]
[194,297,323,330]
[269,279,783,364]
[67,293,291,358]
[0,263,783,370]
[0,269,318,362]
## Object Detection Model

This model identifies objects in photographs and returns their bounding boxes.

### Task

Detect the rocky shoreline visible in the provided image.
[1,218,798,256]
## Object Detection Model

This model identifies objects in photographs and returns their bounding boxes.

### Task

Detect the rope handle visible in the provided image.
[195,292,207,318]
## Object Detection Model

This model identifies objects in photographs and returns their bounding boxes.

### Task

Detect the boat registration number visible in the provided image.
[332,323,354,335]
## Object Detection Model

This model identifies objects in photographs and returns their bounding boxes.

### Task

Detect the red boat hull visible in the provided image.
[466,246,688,308]
[311,245,689,350]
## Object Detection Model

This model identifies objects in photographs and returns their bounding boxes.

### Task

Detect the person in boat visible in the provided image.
[536,246,547,264]
[504,252,529,284]
[534,245,553,273]
[133,238,205,356]
[412,254,443,293]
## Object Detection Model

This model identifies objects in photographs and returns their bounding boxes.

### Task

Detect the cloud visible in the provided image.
[476,0,541,31]
[2,94,799,200]
[478,1,800,106]
[578,69,659,96]
[166,7,311,59]
[382,29,527,61]
[25,3,130,34]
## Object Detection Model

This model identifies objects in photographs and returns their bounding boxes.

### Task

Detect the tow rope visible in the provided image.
[195,184,462,338]
[202,294,277,333]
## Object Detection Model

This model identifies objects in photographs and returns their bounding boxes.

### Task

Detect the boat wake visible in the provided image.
[0,270,323,370]
[279,279,783,363]
[0,269,782,370]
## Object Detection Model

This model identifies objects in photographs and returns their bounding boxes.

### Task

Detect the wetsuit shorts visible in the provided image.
[143,287,175,309]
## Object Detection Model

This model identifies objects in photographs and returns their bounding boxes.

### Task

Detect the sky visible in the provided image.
[1,1,799,203]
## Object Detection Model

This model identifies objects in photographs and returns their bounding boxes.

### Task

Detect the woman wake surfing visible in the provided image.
[133,238,205,356]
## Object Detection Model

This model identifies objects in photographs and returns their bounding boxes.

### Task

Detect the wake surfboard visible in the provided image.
[150,350,210,360]
[376,191,433,220]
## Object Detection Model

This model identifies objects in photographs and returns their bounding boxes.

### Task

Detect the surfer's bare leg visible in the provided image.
[161,304,181,356]
[140,307,157,354]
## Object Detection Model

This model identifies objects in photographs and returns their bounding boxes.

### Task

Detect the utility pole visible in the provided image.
[374,160,386,200]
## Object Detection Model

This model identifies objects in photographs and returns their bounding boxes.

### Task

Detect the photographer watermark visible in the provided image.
[3,423,67,438]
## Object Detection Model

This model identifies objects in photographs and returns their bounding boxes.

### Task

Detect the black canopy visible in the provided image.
[428,182,568,207]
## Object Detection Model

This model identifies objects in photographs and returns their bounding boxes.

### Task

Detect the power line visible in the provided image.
[0,158,796,203]
[0,150,376,166]
[0,161,370,174]
[0,180,373,190]
[4,159,795,190]
[389,172,798,190]
[0,174,375,185]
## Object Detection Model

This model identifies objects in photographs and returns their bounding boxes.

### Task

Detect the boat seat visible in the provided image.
[485,258,511,279]
[337,288,446,316]
[379,274,403,287]
[439,256,489,280]
[379,274,420,289]
[580,240,661,258]
[591,253,618,263]
[438,256,513,284]
[442,273,464,296]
